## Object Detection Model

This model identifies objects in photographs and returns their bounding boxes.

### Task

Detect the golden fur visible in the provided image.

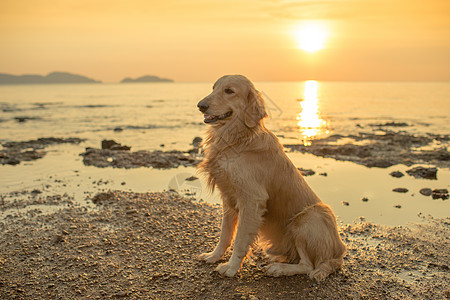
[197,75,346,281]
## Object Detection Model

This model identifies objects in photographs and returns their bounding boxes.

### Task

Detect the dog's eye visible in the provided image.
[224,88,234,95]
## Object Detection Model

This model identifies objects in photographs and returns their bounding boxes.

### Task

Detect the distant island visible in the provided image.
[0,72,101,84]
[120,75,173,83]
[0,72,174,84]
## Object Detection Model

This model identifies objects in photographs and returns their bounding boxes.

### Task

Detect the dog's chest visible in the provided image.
[207,150,241,189]
[210,152,235,178]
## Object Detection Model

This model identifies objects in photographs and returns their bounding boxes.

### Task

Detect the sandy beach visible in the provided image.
[0,189,448,299]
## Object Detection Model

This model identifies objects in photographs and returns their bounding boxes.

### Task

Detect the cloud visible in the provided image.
[261,0,450,23]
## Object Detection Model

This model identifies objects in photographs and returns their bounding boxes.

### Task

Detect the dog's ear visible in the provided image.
[244,88,268,128]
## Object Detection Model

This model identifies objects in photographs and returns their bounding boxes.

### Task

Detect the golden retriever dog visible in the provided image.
[197,75,346,281]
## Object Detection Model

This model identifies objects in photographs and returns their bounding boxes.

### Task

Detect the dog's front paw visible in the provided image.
[215,261,240,277]
[265,263,284,277]
[198,252,222,264]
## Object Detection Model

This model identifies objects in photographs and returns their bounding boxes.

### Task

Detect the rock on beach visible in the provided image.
[298,168,316,176]
[432,189,449,200]
[420,188,433,196]
[81,140,201,169]
[101,139,131,151]
[392,188,409,193]
[406,166,438,179]
[389,171,404,178]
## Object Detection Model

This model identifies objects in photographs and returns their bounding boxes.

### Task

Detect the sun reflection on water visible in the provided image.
[297,80,327,146]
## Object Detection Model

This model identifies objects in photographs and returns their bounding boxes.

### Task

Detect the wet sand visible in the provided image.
[0,190,449,299]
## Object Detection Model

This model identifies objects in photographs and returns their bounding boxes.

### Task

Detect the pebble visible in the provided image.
[393,188,408,193]
[419,188,432,196]
[101,139,131,151]
[298,168,315,176]
[389,171,404,178]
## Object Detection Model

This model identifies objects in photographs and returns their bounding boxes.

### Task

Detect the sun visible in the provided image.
[294,23,328,53]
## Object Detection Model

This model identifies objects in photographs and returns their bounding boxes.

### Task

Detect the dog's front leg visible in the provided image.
[216,201,265,277]
[198,206,237,263]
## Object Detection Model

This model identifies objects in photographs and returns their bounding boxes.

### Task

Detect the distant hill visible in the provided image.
[120,75,174,83]
[0,72,101,84]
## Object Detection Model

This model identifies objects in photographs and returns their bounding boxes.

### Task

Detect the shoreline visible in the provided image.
[1,134,449,226]
[2,127,449,169]
[1,190,448,299]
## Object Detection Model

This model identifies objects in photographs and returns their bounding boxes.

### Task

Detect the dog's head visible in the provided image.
[197,75,267,128]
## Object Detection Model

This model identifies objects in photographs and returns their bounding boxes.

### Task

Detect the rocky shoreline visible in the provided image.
[2,128,449,170]
[0,190,448,299]
[285,131,450,168]
[0,137,85,165]
[80,140,202,169]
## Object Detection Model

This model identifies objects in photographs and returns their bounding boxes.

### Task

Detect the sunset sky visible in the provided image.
[1,0,449,82]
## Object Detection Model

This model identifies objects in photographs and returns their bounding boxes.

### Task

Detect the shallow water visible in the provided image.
[1,142,448,226]
[1,81,449,148]
[0,82,449,225]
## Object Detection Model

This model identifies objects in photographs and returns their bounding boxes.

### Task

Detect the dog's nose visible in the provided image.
[197,100,209,113]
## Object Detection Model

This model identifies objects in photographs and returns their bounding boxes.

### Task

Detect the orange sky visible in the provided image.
[1,0,449,82]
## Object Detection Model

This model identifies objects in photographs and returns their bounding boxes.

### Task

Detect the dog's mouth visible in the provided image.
[203,111,233,124]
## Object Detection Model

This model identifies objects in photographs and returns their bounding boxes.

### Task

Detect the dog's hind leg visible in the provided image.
[308,257,344,282]
[266,242,313,277]
[294,203,346,282]
[266,203,346,281]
